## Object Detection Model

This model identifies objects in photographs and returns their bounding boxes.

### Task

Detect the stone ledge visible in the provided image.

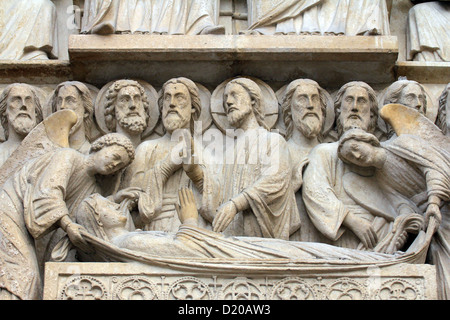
[0,60,73,84]
[43,262,437,300]
[69,35,398,61]
[68,35,399,88]
[396,61,450,84]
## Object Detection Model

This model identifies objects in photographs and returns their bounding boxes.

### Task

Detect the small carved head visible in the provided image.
[223,78,269,130]
[76,193,127,242]
[281,79,327,140]
[338,128,386,169]
[436,83,449,136]
[105,80,150,134]
[334,81,378,137]
[0,83,43,140]
[50,81,94,141]
[383,80,427,115]
[89,133,135,175]
[158,77,201,134]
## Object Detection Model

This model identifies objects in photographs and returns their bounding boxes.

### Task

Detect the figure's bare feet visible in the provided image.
[175,188,199,226]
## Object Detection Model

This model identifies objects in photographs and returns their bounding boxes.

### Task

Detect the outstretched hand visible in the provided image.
[66,222,94,254]
[175,187,199,225]
[212,201,238,233]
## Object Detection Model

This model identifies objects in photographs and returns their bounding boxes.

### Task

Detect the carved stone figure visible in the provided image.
[436,84,450,136]
[81,0,152,34]
[0,110,135,300]
[246,0,390,36]
[76,187,407,262]
[119,77,218,233]
[0,0,58,60]
[302,81,384,249]
[0,84,43,168]
[382,80,429,139]
[48,81,96,154]
[281,79,328,190]
[407,1,450,62]
[280,79,331,242]
[210,77,300,240]
[379,103,450,299]
[103,79,151,148]
[81,0,225,35]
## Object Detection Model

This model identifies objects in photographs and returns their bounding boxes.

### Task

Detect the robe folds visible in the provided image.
[120,134,219,233]
[0,0,58,60]
[81,0,219,35]
[218,128,301,240]
[301,141,391,249]
[247,0,390,36]
[407,1,450,62]
[0,149,97,300]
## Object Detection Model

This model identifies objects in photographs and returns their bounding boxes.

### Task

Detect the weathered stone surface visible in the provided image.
[43,262,438,300]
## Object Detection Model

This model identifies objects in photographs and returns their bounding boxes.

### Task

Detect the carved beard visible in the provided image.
[227,107,251,128]
[11,115,35,137]
[295,115,321,139]
[118,114,147,134]
[338,116,367,136]
[163,111,189,133]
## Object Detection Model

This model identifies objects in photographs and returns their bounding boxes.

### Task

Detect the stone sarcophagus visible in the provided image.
[44,262,437,300]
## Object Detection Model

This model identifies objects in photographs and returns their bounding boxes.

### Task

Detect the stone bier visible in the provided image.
[0,0,448,301]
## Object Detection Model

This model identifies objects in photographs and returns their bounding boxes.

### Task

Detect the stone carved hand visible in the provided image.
[212,201,238,233]
[425,203,442,233]
[113,187,143,204]
[66,222,94,254]
[343,211,378,249]
[175,187,198,225]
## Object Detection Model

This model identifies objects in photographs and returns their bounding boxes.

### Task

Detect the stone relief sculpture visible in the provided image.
[279,79,334,242]
[96,79,155,149]
[245,0,391,36]
[378,103,450,299]
[48,81,97,155]
[280,79,331,191]
[81,0,225,35]
[210,77,300,239]
[75,187,418,262]
[380,79,430,139]
[0,0,59,60]
[0,110,135,300]
[118,77,219,233]
[436,83,450,136]
[0,77,447,301]
[407,1,450,62]
[0,84,44,168]
[301,81,386,249]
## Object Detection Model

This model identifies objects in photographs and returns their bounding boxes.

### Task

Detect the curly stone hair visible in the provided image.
[104,80,150,132]
[89,132,135,162]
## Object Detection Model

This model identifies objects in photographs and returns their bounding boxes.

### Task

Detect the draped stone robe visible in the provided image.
[120,134,219,233]
[0,0,58,60]
[407,1,450,62]
[217,128,300,240]
[302,142,394,249]
[81,0,219,35]
[0,149,97,300]
[247,0,390,36]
